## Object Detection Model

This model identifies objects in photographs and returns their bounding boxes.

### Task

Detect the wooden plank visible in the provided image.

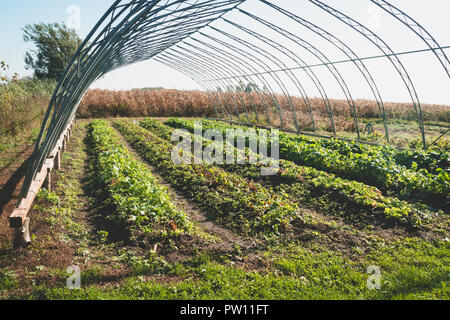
[9,116,75,229]
[10,165,47,228]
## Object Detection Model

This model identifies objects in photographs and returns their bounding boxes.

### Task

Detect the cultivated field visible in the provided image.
[0,114,448,299]
[2,0,448,302]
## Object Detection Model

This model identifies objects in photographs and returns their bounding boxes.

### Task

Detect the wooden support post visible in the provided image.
[13,217,31,249]
[55,149,61,170]
[10,116,75,248]
[44,168,51,191]
[62,137,66,152]
[68,124,72,141]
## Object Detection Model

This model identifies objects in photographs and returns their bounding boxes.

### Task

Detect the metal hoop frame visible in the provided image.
[19,0,449,204]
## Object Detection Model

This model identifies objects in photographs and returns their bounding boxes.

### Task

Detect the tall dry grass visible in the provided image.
[78,88,449,136]
[78,88,216,118]
[0,77,55,149]
[78,88,449,122]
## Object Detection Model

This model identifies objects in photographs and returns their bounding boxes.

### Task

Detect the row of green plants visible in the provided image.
[278,134,449,208]
[142,118,429,227]
[113,119,303,235]
[165,118,449,209]
[166,118,449,174]
[300,135,449,176]
[86,120,192,237]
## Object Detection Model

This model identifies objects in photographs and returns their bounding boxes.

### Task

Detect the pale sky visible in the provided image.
[1,0,449,104]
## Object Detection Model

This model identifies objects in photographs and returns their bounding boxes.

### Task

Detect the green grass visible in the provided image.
[0,268,18,293]
[22,238,449,300]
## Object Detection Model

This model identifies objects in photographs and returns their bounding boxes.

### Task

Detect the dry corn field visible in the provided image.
[78,88,450,148]
[79,88,449,122]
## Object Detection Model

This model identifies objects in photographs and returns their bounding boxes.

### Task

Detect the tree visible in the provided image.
[233,80,259,93]
[1,61,8,83]
[23,23,82,80]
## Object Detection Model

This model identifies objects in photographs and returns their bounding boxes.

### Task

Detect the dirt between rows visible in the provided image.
[112,127,266,269]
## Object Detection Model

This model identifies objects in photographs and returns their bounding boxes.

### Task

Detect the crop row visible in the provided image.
[86,120,191,237]
[165,118,449,209]
[142,118,428,227]
[164,118,449,173]
[113,119,303,235]
[284,130,449,177]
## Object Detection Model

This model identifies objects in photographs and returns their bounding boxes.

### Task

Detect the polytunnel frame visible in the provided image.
[16,0,450,211]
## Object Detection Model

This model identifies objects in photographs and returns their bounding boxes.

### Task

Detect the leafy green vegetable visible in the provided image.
[87,120,191,237]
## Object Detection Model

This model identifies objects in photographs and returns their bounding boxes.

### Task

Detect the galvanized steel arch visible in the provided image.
[309,0,428,146]
[19,0,449,204]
